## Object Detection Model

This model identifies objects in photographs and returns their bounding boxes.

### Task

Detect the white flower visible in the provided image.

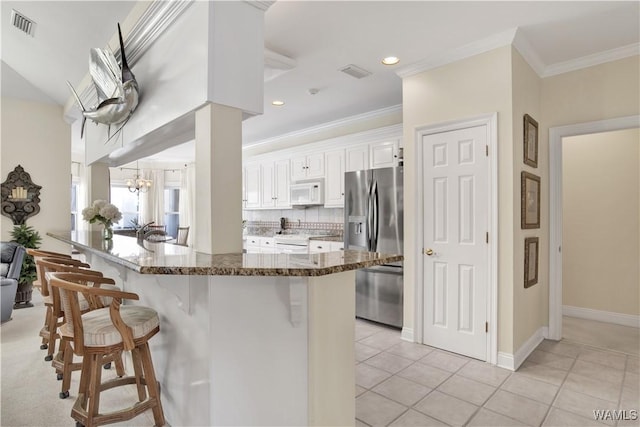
[81,206,97,221]
[93,200,107,210]
[83,200,122,226]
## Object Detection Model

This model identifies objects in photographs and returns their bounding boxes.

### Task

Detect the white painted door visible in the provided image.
[422,125,488,360]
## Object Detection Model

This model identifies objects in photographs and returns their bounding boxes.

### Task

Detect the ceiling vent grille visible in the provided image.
[10,9,36,37]
[339,64,372,79]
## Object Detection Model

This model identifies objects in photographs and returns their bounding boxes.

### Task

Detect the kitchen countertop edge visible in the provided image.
[48,231,402,277]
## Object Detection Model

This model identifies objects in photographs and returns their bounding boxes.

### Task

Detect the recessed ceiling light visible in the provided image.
[272,100,285,106]
[382,56,400,66]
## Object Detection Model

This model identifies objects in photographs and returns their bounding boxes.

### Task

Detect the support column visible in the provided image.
[85,163,111,231]
[194,103,243,254]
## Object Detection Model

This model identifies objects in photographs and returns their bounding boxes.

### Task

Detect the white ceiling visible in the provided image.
[1,1,639,161]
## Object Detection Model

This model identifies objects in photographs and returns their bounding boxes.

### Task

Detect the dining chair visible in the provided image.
[175,226,189,246]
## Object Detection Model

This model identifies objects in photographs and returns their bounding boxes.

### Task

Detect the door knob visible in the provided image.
[424,248,434,256]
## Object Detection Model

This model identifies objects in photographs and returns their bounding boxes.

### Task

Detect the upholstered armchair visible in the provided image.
[1,242,26,322]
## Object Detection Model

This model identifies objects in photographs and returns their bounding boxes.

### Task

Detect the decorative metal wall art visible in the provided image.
[1,165,42,225]
[67,23,139,139]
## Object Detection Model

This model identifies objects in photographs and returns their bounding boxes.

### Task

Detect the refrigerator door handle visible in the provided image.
[372,180,379,251]
[366,182,373,251]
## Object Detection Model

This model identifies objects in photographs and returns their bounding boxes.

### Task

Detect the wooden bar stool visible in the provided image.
[36,257,96,361]
[27,248,72,350]
[48,272,125,399]
[50,272,165,427]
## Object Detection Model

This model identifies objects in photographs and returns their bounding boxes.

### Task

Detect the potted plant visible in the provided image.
[10,224,42,308]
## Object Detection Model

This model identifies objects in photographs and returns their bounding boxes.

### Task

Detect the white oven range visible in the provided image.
[274,234,313,254]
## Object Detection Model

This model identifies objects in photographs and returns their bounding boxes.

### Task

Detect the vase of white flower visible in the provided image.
[82,200,122,240]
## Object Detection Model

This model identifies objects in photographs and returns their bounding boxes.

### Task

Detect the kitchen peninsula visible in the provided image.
[47,231,402,427]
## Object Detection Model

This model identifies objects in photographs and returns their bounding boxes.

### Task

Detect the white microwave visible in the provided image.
[290,181,323,206]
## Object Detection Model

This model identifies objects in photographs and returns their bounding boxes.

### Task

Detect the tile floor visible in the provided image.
[355,319,640,427]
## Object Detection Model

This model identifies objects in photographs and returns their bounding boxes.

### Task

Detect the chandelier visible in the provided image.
[125,163,152,193]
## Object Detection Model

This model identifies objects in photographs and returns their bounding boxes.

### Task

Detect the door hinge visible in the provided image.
[485,145,489,157]
[486,232,489,244]
[485,322,488,333]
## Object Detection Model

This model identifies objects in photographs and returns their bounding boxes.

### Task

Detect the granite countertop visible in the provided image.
[47,231,402,277]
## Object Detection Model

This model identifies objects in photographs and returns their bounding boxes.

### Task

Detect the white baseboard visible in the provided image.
[498,326,548,371]
[563,305,640,328]
[497,352,515,371]
[401,327,414,342]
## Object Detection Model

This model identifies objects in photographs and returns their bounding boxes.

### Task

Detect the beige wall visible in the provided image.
[511,49,546,350]
[402,46,516,354]
[562,129,639,316]
[1,97,71,253]
[541,56,640,129]
[402,49,639,358]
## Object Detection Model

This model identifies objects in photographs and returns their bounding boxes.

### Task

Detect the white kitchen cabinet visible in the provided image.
[274,160,290,207]
[291,152,324,181]
[324,149,345,207]
[346,145,369,172]
[246,236,276,254]
[370,140,399,169]
[309,240,344,253]
[309,240,331,253]
[330,241,344,251]
[259,237,276,253]
[245,235,261,253]
[260,159,290,209]
[243,163,261,209]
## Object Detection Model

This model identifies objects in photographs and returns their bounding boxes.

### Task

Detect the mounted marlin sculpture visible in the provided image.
[67,23,139,139]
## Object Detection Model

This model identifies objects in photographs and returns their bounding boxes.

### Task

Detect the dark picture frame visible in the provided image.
[523,114,538,168]
[524,237,539,288]
[521,171,541,229]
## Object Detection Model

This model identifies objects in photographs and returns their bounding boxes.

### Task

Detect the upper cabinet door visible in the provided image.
[290,156,307,181]
[325,149,345,207]
[290,153,325,181]
[305,152,325,179]
[261,161,276,208]
[244,163,261,208]
[370,140,398,169]
[346,145,369,172]
[274,159,290,208]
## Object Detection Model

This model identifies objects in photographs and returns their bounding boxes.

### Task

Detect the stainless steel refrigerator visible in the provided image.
[345,166,403,328]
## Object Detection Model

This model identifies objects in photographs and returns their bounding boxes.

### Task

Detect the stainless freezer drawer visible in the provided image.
[356,265,403,328]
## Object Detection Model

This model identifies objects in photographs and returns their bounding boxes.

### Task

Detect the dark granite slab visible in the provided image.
[47,231,402,277]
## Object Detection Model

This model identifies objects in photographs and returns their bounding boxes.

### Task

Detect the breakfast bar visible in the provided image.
[47,231,402,427]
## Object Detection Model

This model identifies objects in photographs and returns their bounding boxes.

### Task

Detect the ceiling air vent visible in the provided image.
[10,9,36,37]
[339,64,372,79]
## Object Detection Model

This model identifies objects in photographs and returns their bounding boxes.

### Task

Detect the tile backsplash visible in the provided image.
[243,207,344,224]
[243,207,344,236]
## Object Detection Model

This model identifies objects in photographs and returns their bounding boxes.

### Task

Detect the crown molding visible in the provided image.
[244,123,403,162]
[541,42,640,78]
[243,1,276,12]
[243,104,402,150]
[512,29,546,76]
[396,28,518,79]
[396,25,639,81]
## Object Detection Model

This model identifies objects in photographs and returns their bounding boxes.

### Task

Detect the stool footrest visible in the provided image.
[72,395,159,427]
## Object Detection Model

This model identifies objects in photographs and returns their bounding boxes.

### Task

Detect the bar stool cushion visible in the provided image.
[80,306,159,347]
